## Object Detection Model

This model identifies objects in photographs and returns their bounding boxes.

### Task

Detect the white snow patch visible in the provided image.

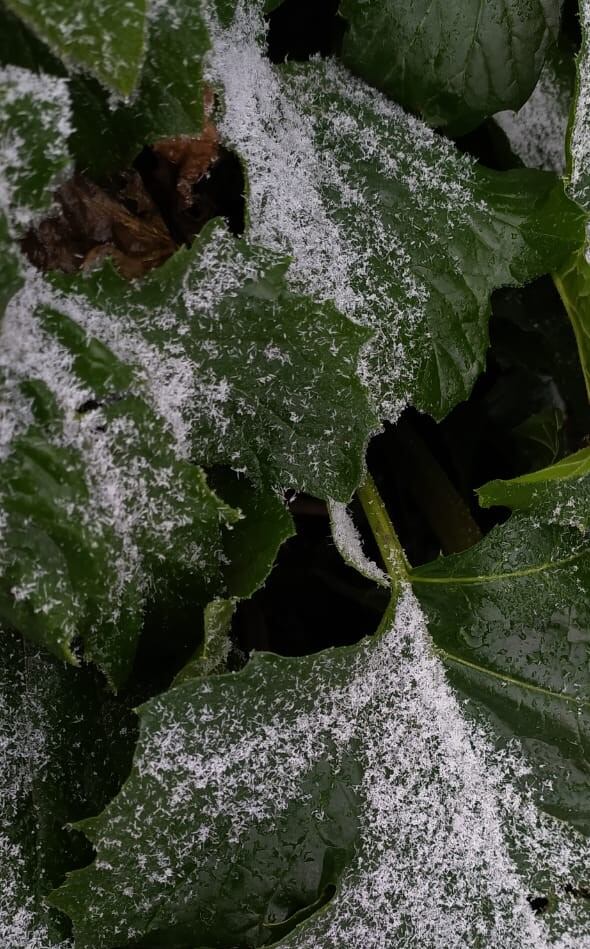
[328,499,388,587]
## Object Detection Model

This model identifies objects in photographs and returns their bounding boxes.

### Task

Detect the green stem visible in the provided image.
[553,256,590,404]
[357,472,408,602]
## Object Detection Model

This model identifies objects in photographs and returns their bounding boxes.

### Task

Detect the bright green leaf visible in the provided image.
[3,0,147,97]
[554,246,590,403]
[339,0,563,135]
[478,443,590,528]
[208,10,583,420]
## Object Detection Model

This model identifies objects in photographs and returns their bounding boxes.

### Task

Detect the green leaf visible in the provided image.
[3,0,148,97]
[0,64,71,227]
[494,44,574,174]
[0,214,22,320]
[172,596,237,684]
[554,246,590,402]
[0,313,234,687]
[68,0,209,178]
[208,12,584,420]
[411,510,590,833]
[212,469,295,600]
[50,586,589,948]
[339,0,563,135]
[47,221,375,499]
[173,471,295,684]
[0,1,208,179]
[478,444,590,529]
[0,625,135,945]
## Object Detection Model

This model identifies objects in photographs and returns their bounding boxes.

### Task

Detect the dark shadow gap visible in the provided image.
[232,498,386,658]
[266,0,345,63]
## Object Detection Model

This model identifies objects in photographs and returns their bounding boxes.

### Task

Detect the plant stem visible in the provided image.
[357,472,408,602]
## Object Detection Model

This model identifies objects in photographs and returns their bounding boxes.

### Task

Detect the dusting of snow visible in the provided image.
[495,56,570,173]
[64,588,590,947]
[204,1,530,419]
[0,264,229,670]
[0,637,70,948]
[0,66,72,231]
[569,0,590,209]
[328,499,388,587]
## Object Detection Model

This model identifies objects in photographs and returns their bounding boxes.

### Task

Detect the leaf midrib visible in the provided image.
[436,647,588,707]
[411,547,586,585]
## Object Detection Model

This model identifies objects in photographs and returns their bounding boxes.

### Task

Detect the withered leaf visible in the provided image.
[22,173,176,279]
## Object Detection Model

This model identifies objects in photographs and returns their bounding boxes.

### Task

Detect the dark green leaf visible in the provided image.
[50,587,590,947]
[3,0,147,97]
[478,444,590,528]
[339,0,563,135]
[212,469,294,600]
[207,13,583,419]
[0,316,234,686]
[0,625,135,944]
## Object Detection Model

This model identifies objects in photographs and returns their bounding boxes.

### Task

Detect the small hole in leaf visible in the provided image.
[266,0,345,63]
[77,398,102,414]
[528,895,550,914]
[233,496,386,658]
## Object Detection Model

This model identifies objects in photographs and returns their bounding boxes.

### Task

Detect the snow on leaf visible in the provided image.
[568,0,590,211]
[44,220,376,499]
[50,586,589,948]
[412,510,590,849]
[3,0,148,98]
[206,2,583,421]
[0,301,234,686]
[0,65,72,231]
[339,0,563,135]
[328,499,388,588]
[494,46,573,174]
